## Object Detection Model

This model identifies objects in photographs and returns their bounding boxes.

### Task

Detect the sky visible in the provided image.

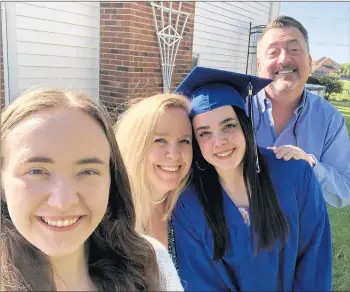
[279,2,350,64]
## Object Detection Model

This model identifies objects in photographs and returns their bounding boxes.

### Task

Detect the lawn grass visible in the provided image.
[328,102,350,290]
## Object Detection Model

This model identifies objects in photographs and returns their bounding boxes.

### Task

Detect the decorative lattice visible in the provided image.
[151,2,191,93]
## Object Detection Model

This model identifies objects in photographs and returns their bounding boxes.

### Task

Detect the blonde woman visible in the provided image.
[115,93,192,269]
[1,88,183,291]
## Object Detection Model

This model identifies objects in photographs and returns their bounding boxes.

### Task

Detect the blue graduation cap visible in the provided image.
[174,66,272,118]
[174,66,272,173]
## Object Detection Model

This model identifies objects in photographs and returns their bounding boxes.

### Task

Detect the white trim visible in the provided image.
[4,2,19,102]
[96,1,100,103]
[1,2,10,105]
[268,2,273,23]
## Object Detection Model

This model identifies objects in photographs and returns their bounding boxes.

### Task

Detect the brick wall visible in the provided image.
[99,2,195,120]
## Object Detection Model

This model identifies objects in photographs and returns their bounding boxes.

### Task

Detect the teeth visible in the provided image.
[216,149,233,157]
[278,69,294,74]
[41,217,79,227]
[159,166,180,172]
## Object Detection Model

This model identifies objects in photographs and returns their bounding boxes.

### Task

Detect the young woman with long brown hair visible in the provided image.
[1,88,181,291]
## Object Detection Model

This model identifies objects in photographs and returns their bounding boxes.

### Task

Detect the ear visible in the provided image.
[257,58,262,76]
[308,54,312,74]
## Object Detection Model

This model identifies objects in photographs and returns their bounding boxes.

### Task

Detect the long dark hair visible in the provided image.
[192,106,289,261]
[1,88,161,291]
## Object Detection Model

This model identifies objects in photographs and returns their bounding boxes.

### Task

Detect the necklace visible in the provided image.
[149,193,169,204]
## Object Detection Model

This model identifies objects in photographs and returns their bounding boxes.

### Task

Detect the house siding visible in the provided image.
[3,2,99,102]
[193,2,280,74]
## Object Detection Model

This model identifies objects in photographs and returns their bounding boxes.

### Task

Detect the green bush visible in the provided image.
[307,75,344,100]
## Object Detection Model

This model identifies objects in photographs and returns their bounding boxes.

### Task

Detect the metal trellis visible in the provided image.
[246,23,266,75]
[151,2,191,93]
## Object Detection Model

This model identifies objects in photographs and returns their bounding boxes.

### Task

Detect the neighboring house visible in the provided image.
[312,56,341,75]
[1,1,280,115]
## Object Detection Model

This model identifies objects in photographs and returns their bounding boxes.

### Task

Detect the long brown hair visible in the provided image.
[1,88,161,291]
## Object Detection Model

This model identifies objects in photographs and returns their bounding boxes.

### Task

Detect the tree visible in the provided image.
[339,63,350,78]
[332,64,350,78]
[307,75,343,100]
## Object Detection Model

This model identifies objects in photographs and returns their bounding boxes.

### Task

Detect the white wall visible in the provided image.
[3,2,99,102]
[269,1,281,22]
[193,2,280,75]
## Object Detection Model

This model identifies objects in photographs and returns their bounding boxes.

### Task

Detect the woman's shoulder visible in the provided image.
[177,182,201,206]
[259,147,312,182]
[143,235,184,291]
[175,182,204,217]
[173,182,207,233]
[259,147,318,210]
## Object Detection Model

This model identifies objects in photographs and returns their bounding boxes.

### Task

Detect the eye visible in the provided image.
[225,124,236,129]
[267,49,278,57]
[199,132,210,137]
[27,168,47,175]
[79,169,99,176]
[180,139,191,144]
[290,49,301,55]
[154,138,166,143]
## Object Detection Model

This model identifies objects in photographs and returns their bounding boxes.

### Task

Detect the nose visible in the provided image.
[166,143,180,161]
[214,132,227,148]
[48,176,79,211]
[277,49,291,66]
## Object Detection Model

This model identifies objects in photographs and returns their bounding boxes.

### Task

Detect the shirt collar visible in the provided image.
[256,88,307,115]
[295,89,307,114]
[256,89,268,112]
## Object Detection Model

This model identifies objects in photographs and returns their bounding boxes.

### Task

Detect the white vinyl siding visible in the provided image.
[4,2,99,102]
[193,2,280,74]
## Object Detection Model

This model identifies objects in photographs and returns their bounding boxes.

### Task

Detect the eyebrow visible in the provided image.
[23,156,107,165]
[76,158,107,165]
[267,38,300,49]
[286,39,300,45]
[24,156,54,164]
[195,117,237,133]
[155,132,192,139]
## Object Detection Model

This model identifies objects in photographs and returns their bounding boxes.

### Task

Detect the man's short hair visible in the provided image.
[258,16,310,52]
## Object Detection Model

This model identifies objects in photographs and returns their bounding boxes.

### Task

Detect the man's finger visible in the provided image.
[282,150,301,160]
[292,153,304,160]
[276,147,295,158]
[275,145,304,156]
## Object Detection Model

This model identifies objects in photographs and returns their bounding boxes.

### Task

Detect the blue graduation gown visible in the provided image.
[173,148,332,291]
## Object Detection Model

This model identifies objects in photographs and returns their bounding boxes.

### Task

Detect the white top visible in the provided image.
[144,235,184,291]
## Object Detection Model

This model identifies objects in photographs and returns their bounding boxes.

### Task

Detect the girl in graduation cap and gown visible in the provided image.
[172,67,332,291]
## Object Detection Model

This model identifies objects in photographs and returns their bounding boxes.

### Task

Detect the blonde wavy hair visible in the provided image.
[114,93,192,233]
[1,88,160,291]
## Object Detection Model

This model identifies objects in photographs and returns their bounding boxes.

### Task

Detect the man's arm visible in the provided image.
[270,112,350,208]
[312,114,350,208]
